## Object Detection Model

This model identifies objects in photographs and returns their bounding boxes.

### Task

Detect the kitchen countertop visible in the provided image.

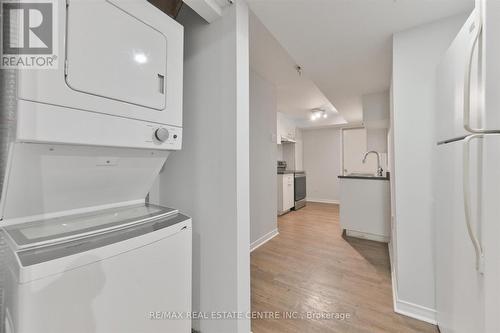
[278,170,304,174]
[338,172,390,181]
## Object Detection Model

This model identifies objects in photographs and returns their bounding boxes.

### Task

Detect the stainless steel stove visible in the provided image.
[293,171,306,210]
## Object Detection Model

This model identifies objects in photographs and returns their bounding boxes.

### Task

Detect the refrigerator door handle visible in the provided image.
[463,12,485,134]
[463,134,485,273]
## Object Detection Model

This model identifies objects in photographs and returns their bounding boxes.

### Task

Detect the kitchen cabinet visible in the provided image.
[277,174,294,215]
[276,113,282,144]
[277,112,296,144]
[286,126,296,141]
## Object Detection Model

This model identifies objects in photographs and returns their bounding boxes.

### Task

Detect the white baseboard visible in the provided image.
[346,229,389,243]
[250,229,279,252]
[394,297,437,325]
[307,198,339,205]
[388,242,437,325]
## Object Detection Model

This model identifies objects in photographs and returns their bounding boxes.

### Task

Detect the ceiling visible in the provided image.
[248,0,474,123]
[249,11,347,127]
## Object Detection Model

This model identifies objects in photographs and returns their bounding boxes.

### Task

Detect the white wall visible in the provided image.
[362,90,390,153]
[249,70,278,248]
[302,128,342,204]
[276,144,283,161]
[342,128,382,175]
[155,3,251,332]
[282,143,295,169]
[362,90,390,129]
[366,128,388,153]
[391,13,467,322]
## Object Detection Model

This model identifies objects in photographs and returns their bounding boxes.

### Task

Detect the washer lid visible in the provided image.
[1,143,170,222]
[4,203,176,250]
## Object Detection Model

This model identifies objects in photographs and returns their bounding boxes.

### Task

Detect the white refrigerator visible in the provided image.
[435,1,500,332]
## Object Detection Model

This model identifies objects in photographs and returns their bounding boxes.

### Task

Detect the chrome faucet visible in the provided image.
[363,151,383,177]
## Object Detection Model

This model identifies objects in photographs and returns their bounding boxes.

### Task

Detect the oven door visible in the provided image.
[294,173,306,202]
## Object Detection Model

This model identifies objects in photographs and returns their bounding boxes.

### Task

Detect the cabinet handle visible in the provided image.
[463,134,485,273]
[158,74,165,94]
[462,11,492,134]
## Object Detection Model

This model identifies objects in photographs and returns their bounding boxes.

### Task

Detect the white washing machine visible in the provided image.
[0,0,190,332]
[2,204,192,333]
[1,0,185,222]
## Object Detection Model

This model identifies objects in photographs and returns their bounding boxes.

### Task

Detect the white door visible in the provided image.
[286,175,295,209]
[281,175,294,211]
[66,0,167,110]
[282,175,289,210]
[435,135,500,332]
[437,2,500,143]
[480,0,500,131]
[436,11,480,143]
[480,135,500,332]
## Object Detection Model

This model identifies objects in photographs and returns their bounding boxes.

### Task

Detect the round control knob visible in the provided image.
[154,127,170,142]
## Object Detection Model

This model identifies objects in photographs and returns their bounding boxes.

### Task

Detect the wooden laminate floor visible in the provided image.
[251,202,438,333]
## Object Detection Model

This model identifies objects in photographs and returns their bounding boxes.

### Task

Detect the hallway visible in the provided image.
[250,203,438,333]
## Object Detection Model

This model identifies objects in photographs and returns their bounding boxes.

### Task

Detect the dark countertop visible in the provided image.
[338,172,390,181]
[277,170,305,175]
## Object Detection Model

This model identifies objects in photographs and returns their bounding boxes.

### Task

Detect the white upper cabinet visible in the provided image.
[287,127,296,140]
[277,112,297,143]
[66,0,167,110]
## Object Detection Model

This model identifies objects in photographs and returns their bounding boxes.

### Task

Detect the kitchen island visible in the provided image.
[338,173,390,242]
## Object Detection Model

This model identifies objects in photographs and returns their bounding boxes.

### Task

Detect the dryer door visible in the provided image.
[65,0,167,110]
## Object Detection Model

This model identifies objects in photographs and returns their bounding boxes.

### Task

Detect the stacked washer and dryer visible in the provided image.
[0,1,191,332]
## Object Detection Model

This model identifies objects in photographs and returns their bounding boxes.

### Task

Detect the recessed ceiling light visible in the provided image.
[310,108,327,121]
